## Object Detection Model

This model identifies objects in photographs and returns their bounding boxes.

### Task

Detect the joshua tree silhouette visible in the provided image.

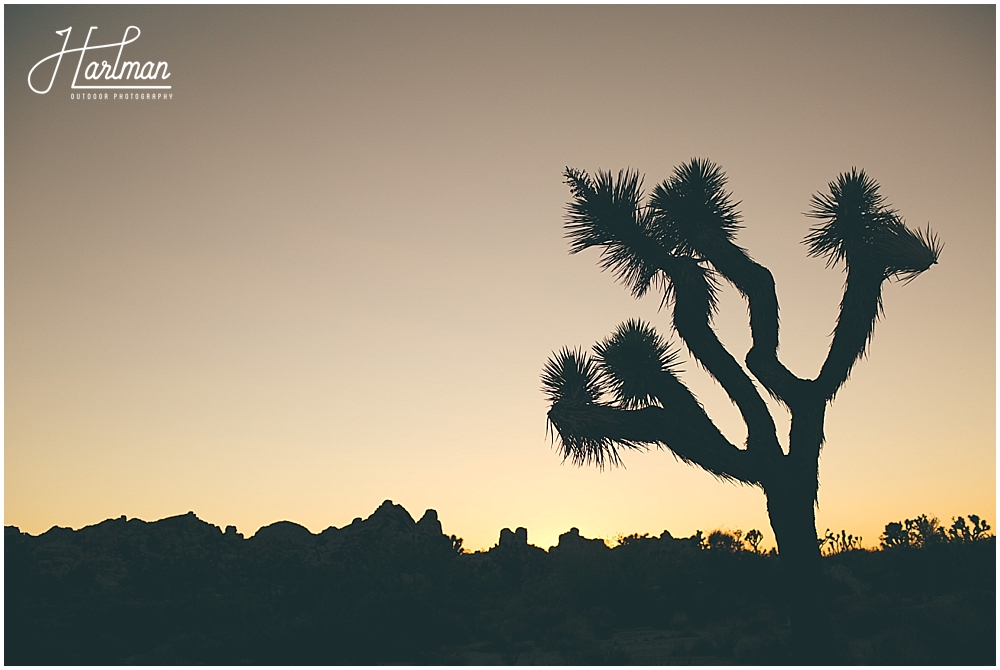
[542,159,940,653]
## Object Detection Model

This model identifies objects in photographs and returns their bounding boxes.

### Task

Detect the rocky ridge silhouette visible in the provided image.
[6,501,994,664]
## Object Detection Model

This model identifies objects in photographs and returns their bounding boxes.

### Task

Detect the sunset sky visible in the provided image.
[5,5,994,551]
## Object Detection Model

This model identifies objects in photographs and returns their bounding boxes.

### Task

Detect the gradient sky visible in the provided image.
[5,5,995,551]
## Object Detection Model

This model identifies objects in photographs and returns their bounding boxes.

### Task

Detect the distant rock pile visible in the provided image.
[498,526,528,548]
[6,502,421,579]
[551,527,609,554]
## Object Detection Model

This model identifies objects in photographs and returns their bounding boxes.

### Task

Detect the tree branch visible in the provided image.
[547,400,762,485]
[703,243,811,409]
[642,160,792,455]
[804,169,940,401]
[814,267,883,400]
[666,257,785,462]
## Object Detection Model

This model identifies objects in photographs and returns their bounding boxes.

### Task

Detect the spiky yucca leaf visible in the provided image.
[541,347,604,406]
[649,158,743,258]
[563,167,665,298]
[542,347,644,468]
[805,169,898,268]
[873,221,942,282]
[593,319,681,409]
[546,403,643,469]
[806,169,941,280]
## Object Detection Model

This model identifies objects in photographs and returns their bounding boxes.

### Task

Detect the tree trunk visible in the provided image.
[764,475,830,662]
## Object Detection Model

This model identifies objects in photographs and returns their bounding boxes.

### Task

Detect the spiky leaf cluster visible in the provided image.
[593,319,681,409]
[806,169,941,278]
[543,321,686,468]
[541,347,604,407]
[546,404,638,468]
[649,158,743,258]
[563,167,664,298]
[541,347,627,467]
[806,169,893,266]
[870,222,942,282]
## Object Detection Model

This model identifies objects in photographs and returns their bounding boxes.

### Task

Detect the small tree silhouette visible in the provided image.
[542,159,940,651]
[948,514,993,543]
[879,521,911,549]
[744,528,764,554]
[881,513,992,549]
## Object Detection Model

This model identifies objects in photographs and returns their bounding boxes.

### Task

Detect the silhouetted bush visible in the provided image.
[820,529,864,556]
[880,513,993,550]
[707,529,744,553]
[947,514,992,544]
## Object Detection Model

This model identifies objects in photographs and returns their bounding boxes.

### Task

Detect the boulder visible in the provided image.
[551,527,609,554]
[416,509,443,536]
[252,521,314,544]
[498,527,528,548]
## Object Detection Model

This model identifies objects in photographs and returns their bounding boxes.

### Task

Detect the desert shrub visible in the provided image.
[880,521,910,549]
[907,515,946,547]
[614,532,650,547]
[706,530,744,553]
[820,529,864,556]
